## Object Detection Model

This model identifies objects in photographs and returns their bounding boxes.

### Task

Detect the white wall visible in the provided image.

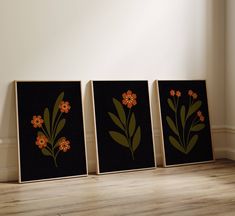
[0,0,226,182]
[225,0,235,160]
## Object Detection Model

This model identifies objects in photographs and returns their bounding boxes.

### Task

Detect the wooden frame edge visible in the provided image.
[80,81,89,176]
[90,80,100,174]
[147,80,157,168]
[14,81,22,183]
[155,80,167,167]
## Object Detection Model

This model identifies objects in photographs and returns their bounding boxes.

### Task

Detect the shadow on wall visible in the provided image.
[205,0,225,124]
[0,82,18,181]
[83,81,97,173]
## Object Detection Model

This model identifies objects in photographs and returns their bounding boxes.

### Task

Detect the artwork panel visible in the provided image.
[92,80,156,174]
[15,81,87,182]
[157,80,214,167]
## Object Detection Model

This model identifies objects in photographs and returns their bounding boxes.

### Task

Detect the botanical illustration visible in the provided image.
[31,92,71,167]
[108,90,141,160]
[166,89,206,154]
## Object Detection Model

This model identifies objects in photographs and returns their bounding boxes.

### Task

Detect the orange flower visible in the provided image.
[59,101,71,113]
[197,111,202,117]
[192,93,198,99]
[176,91,181,97]
[31,115,44,128]
[59,138,71,152]
[200,116,205,122]
[170,90,175,96]
[122,90,137,109]
[188,90,193,96]
[35,135,48,149]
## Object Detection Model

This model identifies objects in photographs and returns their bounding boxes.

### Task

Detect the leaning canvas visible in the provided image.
[157,80,214,167]
[92,80,156,174]
[15,81,87,182]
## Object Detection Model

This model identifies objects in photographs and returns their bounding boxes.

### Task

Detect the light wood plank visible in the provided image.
[0,159,234,216]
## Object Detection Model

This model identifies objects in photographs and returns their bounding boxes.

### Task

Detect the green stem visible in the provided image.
[186,96,193,120]
[55,149,60,160]
[53,156,58,168]
[126,109,131,136]
[41,126,50,140]
[45,146,53,154]
[131,150,134,160]
[173,97,184,148]
[125,109,134,160]
[52,112,62,142]
[46,138,58,167]
[182,122,185,150]
[186,116,198,147]
[51,148,59,168]
[183,96,194,150]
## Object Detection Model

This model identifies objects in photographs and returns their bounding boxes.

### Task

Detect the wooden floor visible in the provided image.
[0,160,234,216]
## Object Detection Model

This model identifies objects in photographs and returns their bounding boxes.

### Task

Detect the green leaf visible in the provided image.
[54,119,66,140]
[180,105,185,128]
[109,131,129,148]
[129,112,136,137]
[191,123,205,132]
[166,116,178,136]
[167,98,176,112]
[52,92,64,129]
[108,112,125,131]
[43,108,50,136]
[113,98,126,125]
[169,136,186,154]
[41,148,51,156]
[132,126,141,152]
[187,100,202,118]
[186,135,198,154]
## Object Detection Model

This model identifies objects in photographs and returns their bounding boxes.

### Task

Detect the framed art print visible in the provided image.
[92,80,156,174]
[157,80,214,167]
[15,81,87,182]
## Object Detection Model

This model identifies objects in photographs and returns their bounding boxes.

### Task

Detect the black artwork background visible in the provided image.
[158,80,214,166]
[16,82,87,182]
[92,81,155,173]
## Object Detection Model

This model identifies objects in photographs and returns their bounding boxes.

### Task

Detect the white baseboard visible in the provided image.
[213,148,229,159]
[223,126,235,160]
[0,166,18,182]
[226,149,235,160]
[0,126,234,182]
